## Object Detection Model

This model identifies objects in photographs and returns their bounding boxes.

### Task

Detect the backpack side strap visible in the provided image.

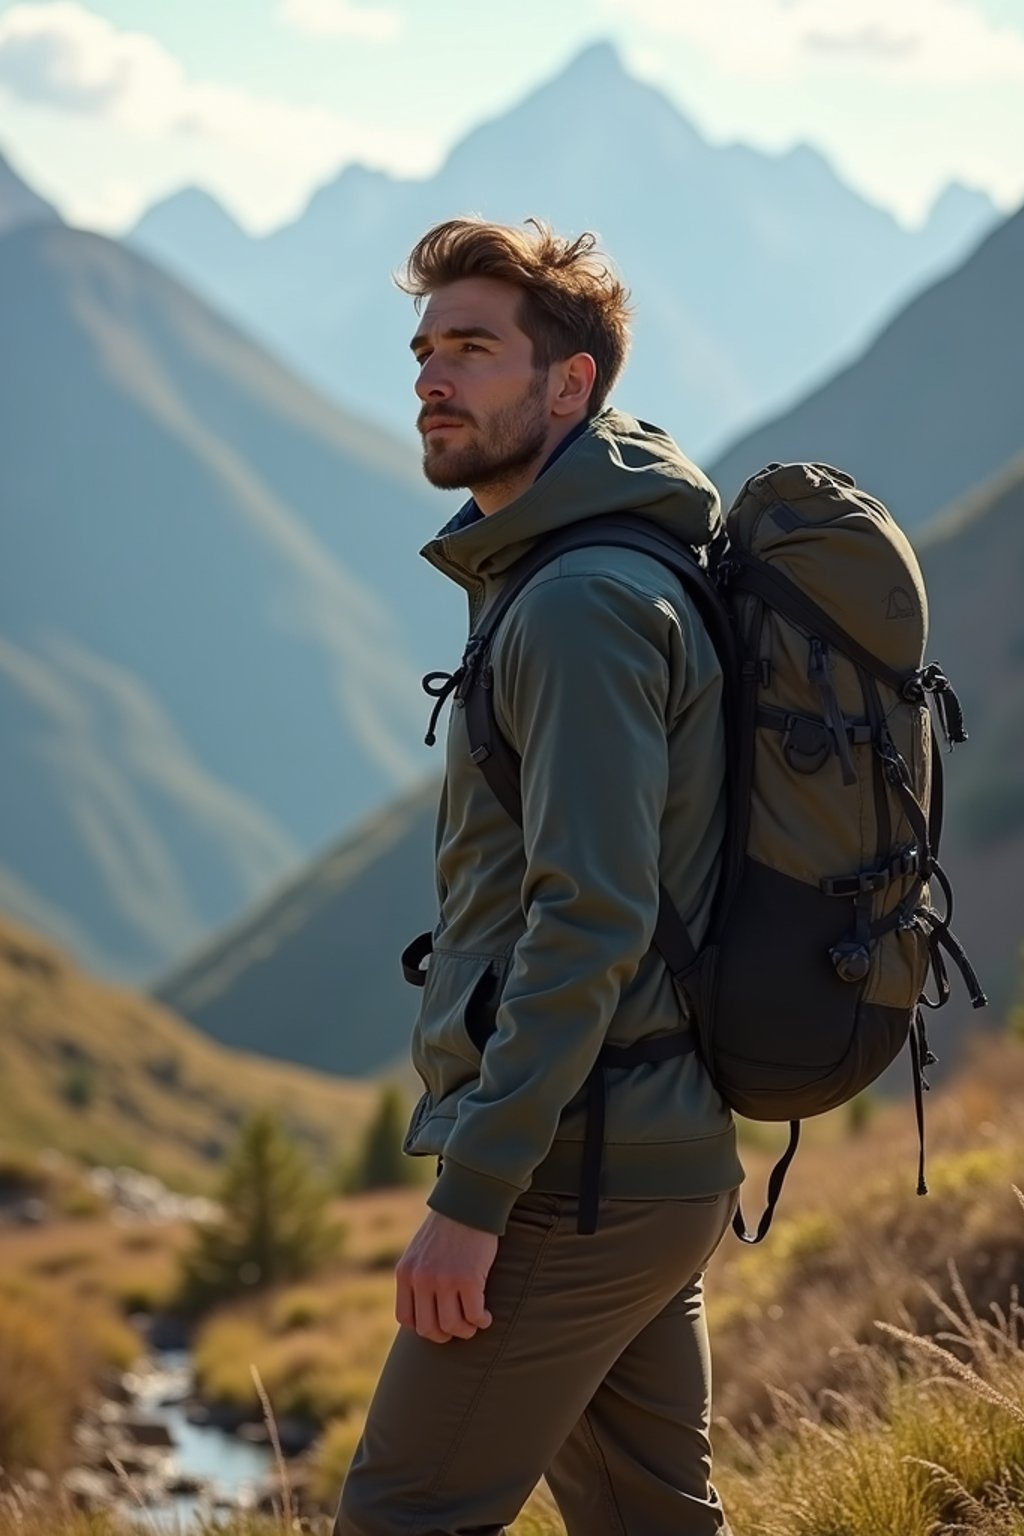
[732,1122,801,1244]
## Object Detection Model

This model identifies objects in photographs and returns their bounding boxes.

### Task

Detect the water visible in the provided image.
[120,1348,275,1530]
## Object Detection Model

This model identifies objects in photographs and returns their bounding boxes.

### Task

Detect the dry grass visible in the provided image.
[718,1233,1024,1535]
[707,1034,1024,1431]
[0,1282,138,1476]
[0,1210,194,1314]
[3,1039,1024,1532]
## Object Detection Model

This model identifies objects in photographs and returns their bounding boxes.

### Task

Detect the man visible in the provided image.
[334,218,743,1536]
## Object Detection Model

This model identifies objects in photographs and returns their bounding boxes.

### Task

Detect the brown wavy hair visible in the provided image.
[397,217,632,415]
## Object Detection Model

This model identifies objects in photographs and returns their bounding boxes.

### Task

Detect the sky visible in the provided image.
[0,0,1022,236]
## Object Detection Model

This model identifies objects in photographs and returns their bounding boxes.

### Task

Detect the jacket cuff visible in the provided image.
[426,1157,523,1235]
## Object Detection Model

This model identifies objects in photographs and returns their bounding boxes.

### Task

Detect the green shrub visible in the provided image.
[341,1086,421,1193]
[60,1064,95,1109]
[178,1109,344,1313]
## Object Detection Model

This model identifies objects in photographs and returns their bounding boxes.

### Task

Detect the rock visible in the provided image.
[97,1367,134,1404]
[11,1197,49,1224]
[119,1416,176,1448]
[146,1313,192,1351]
[237,1422,269,1444]
[275,1415,320,1455]
[165,1472,209,1496]
[105,1445,173,1479]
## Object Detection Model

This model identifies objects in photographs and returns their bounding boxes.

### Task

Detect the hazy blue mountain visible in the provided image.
[921,182,999,258]
[155,455,1024,1077]
[130,185,255,301]
[1,222,456,980]
[0,147,61,236]
[128,41,999,460]
[708,202,1024,525]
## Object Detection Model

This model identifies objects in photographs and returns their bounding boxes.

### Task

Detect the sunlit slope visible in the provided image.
[0,914,375,1191]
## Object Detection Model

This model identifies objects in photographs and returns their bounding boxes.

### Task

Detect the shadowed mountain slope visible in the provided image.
[154,777,438,1078]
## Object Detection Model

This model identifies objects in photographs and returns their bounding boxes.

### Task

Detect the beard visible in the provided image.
[420,372,550,493]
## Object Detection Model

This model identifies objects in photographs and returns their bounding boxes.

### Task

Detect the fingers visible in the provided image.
[395,1266,415,1332]
[413,1286,451,1345]
[397,1274,491,1343]
[459,1283,493,1333]
[437,1287,480,1342]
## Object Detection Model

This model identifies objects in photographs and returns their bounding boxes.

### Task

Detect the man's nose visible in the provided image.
[415,354,454,402]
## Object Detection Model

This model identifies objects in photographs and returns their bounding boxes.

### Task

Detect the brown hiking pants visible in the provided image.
[333,1187,738,1535]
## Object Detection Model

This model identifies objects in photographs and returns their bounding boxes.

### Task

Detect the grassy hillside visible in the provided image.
[0,915,376,1192]
[2,1033,1023,1532]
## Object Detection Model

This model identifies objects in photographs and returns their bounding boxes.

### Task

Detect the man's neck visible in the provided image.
[473,416,588,517]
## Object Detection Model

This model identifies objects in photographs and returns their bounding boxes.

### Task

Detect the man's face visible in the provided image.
[410,277,552,494]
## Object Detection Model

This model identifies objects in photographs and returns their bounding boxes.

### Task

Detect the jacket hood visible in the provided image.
[419,408,721,596]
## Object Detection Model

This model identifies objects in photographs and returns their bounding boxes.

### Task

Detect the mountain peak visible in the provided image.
[563,38,626,79]
[920,180,1001,259]
[132,185,244,240]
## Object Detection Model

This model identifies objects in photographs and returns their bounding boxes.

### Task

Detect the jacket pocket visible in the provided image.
[411,949,510,1090]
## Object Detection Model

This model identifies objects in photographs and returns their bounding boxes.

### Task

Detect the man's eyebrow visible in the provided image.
[409,326,503,353]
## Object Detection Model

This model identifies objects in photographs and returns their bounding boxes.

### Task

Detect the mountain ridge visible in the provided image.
[125,43,1000,459]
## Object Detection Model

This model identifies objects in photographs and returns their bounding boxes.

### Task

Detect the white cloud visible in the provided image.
[0,1,430,226]
[0,2,420,156]
[607,0,1024,82]
[277,0,402,42]
[0,1,183,118]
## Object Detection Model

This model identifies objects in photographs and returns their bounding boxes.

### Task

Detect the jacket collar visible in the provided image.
[420,408,720,598]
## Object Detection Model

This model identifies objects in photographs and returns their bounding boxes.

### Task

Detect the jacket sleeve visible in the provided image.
[427,568,688,1233]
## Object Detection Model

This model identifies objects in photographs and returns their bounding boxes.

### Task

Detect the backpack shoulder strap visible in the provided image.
[461,514,738,986]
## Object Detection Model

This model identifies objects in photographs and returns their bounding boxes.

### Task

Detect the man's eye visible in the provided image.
[461,343,483,353]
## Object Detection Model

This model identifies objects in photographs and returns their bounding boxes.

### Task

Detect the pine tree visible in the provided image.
[179,1109,342,1311]
[344,1085,420,1193]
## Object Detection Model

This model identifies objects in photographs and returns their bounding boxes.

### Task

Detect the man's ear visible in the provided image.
[551,352,597,418]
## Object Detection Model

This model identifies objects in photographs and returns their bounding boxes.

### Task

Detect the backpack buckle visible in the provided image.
[820,869,888,898]
[783,715,831,774]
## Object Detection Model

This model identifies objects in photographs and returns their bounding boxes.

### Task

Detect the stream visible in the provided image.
[113,1348,277,1529]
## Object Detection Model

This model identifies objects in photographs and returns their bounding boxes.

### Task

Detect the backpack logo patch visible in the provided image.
[885,586,916,620]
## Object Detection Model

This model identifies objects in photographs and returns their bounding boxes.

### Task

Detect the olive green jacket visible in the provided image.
[405,409,744,1233]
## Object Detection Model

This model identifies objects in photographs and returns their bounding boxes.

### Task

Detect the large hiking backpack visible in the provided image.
[407,462,987,1242]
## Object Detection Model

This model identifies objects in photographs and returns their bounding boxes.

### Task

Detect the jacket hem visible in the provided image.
[529,1124,744,1201]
